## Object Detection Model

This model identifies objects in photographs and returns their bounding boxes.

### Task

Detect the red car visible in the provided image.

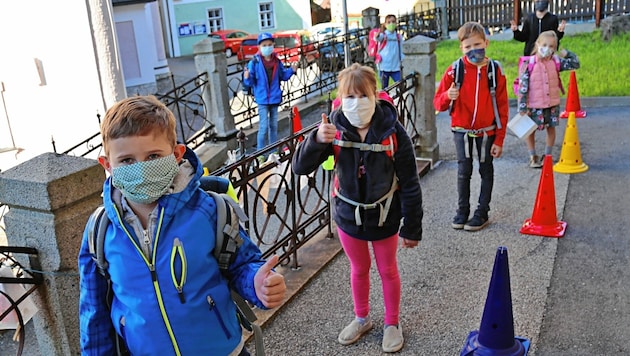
[237,30,319,67]
[237,34,260,62]
[273,30,319,67]
[208,30,249,58]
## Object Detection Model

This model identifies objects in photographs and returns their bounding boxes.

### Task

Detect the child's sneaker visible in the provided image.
[382,324,404,353]
[338,317,373,345]
[528,155,542,168]
[452,212,469,230]
[464,214,489,231]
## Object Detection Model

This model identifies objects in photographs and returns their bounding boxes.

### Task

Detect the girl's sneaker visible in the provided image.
[338,317,373,345]
[382,324,404,353]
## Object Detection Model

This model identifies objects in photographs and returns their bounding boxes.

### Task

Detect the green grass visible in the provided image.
[435,30,630,98]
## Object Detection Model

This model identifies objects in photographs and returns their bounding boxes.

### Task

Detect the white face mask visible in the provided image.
[538,46,553,58]
[341,97,375,129]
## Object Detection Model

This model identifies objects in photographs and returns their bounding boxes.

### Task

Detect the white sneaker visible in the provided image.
[382,324,404,353]
[338,317,373,345]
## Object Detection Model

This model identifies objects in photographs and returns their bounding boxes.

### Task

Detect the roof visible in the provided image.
[112,0,155,6]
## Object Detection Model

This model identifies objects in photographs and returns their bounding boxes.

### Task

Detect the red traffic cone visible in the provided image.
[291,106,303,142]
[560,71,586,118]
[460,247,530,356]
[520,155,567,237]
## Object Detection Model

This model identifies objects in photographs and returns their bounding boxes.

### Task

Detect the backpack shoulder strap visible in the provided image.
[87,205,110,279]
[206,190,264,356]
[448,58,465,114]
[208,190,247,273]
[486,59,503,130]
[452,58,465,89]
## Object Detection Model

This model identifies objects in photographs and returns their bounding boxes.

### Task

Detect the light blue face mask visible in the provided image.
[111,154,179,205]
[260,46,274,57]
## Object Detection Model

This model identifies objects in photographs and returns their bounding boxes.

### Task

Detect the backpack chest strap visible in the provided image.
[333,138,394,154]
[333,174,399,227]
[452,125,496,163]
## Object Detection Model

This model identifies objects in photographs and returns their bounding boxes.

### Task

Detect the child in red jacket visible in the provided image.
[433,22,508,232]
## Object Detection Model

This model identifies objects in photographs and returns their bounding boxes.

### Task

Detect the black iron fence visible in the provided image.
[446,0,629,31]
[209,71,419,268]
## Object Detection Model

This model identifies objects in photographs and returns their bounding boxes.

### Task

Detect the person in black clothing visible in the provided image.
[510,0,566,55]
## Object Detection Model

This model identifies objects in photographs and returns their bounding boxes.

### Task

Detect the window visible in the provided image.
[207,8,223,33]
[259,2,274,29]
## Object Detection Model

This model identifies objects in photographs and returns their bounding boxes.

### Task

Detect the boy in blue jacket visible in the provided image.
[78,95,286,355]
[243,32,298,152]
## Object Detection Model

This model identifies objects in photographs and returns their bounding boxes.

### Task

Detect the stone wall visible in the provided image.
[601,14,630,41]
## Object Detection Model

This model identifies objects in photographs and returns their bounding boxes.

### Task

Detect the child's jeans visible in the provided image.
[257,104,279,151]
[453,132,495,217]
[379,70,401,88]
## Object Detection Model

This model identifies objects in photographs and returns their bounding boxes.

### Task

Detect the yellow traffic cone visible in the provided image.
[553,111,589,174]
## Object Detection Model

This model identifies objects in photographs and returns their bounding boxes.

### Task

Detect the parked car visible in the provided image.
[209,29,249,58]
[273,30,319,68]
[309,22,345,42]
[236,34,260,62]
[318,28,367,72]
[237,30,319,68]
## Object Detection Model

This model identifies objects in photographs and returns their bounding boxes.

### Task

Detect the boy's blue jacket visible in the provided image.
[243,53,294,105]
[291,100,423,241]
[78,147,267,355]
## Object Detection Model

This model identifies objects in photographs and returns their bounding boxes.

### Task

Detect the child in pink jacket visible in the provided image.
[517,30,580,168]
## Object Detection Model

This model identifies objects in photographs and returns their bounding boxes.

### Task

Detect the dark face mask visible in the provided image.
[465,48,486,64]
[535,1,549,12]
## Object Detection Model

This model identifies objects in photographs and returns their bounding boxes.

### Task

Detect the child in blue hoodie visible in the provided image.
[78,95,286,356]
[375,14,404,88]
[243,32,298,152]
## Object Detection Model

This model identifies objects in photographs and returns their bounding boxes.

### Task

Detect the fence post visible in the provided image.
[362,7,380,30]
[402,35,439,164]
[0,153,105,355]
[193,38,237,141]
[435,0,450,39]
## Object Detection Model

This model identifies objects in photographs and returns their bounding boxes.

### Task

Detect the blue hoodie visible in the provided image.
[79,147,267,355]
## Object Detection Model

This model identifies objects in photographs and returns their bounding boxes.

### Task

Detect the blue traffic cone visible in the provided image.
[460,246,531,356]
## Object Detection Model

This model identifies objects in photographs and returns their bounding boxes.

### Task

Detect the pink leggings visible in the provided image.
[337,228,400,326]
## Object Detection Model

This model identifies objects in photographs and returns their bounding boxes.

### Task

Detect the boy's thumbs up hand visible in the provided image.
[447,82,460,100]
[316,113,336,143]
[254,255,286,308]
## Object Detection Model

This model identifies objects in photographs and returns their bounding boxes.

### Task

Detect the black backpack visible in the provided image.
[86,175,265,356]
[242,56,259,97]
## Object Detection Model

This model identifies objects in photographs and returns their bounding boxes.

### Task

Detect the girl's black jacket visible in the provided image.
[292,100,423,241]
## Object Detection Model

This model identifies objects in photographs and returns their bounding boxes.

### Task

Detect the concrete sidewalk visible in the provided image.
[245,98,630,355]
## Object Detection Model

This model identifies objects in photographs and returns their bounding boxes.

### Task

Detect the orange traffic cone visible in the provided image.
[291,106,303,142]
[520,155,567,238]
[560,71,586,118]
[460,246,530,356]
[554,111,589,174]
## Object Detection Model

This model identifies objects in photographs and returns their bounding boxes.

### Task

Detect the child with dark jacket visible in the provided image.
[78,95,286,355]
[243,32,297,152]
[433,22,509,232]
[292,63,423,353]
[511,0,566,56]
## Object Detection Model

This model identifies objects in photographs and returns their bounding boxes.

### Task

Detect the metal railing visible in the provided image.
[0,246,43,356]
[209,70,419,268]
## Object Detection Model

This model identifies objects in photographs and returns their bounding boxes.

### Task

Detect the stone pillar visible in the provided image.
[193,38,237,141]
[0,153,105,355]
[362,7,380,30]
[402,35,439,164]
[86,0,127,107]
